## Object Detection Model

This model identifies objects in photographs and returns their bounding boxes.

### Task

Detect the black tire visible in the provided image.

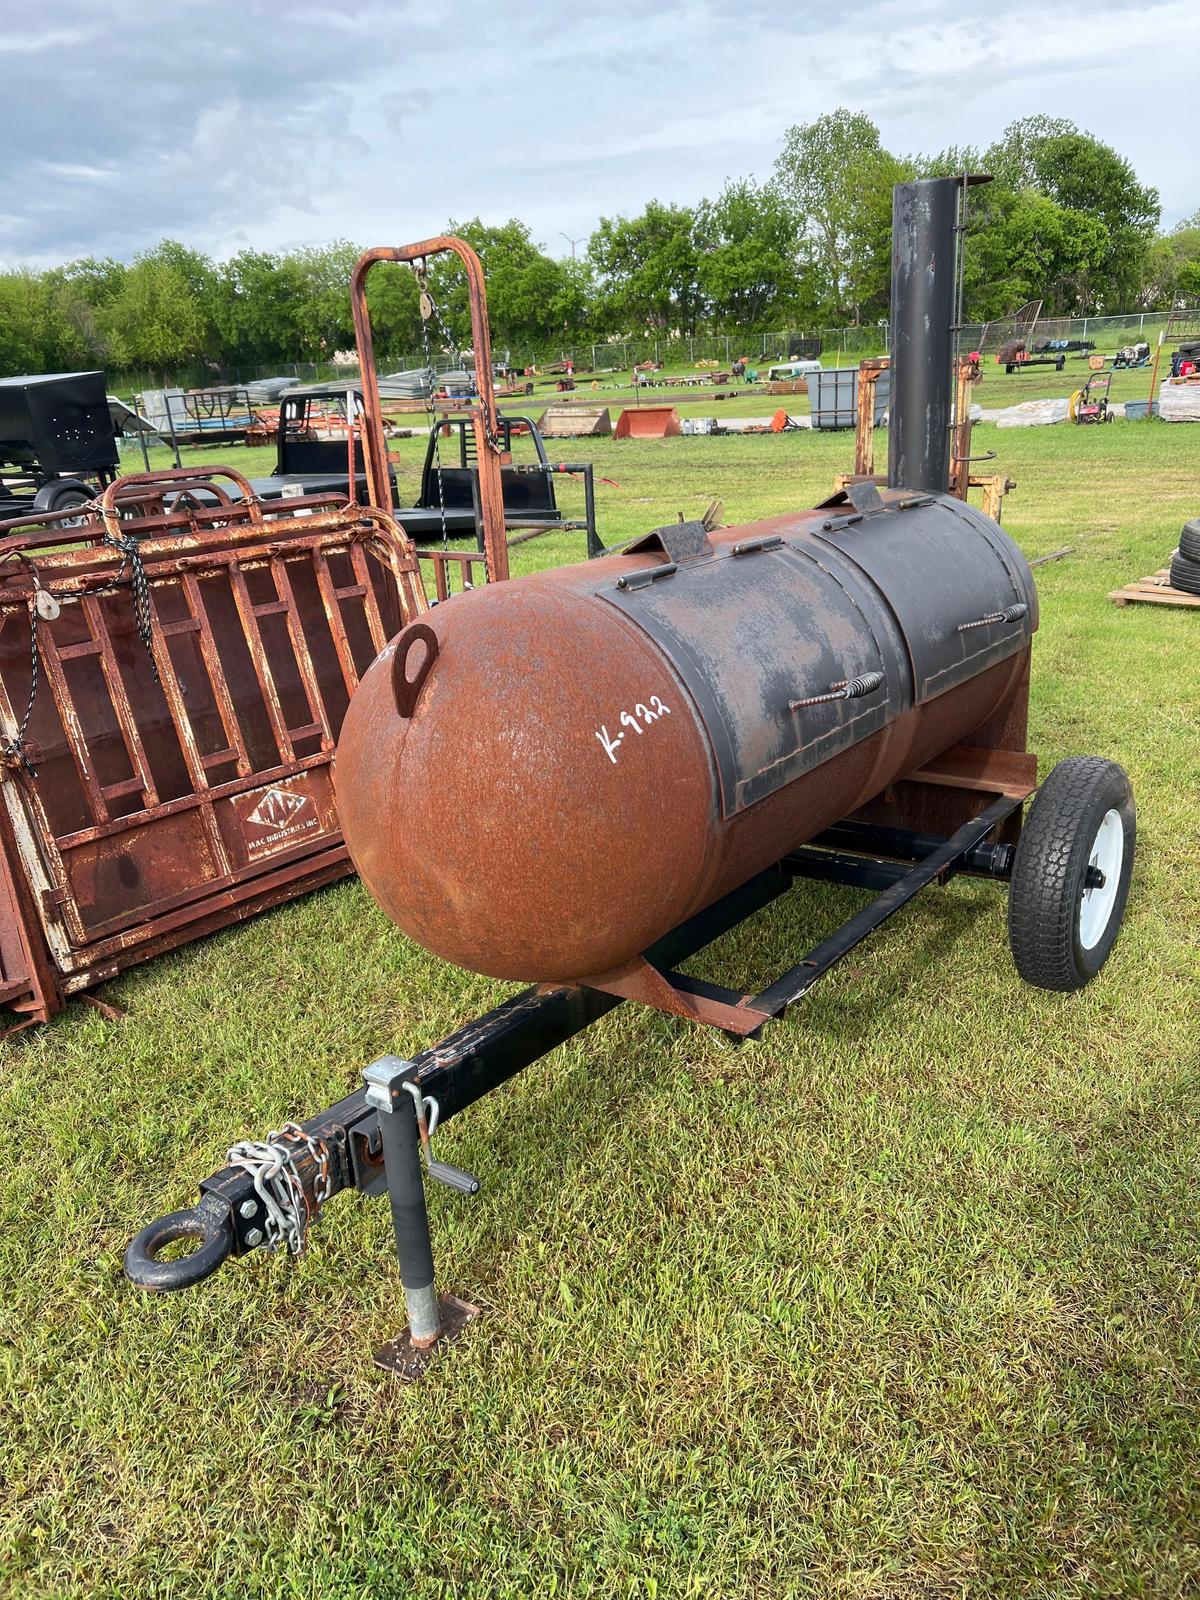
[1169,552,1200,596]
[32,478,92,515]
[1177,519,1200,563]
[1008,756,1135,992]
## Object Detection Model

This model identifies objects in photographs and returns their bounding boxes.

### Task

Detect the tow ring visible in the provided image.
[124,1193,233,1292]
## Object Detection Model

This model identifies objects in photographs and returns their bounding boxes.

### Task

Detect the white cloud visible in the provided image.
[0,25,98,53]
[0,0,1196,265]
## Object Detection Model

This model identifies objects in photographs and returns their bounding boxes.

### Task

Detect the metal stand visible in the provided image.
[361,1056,481,1379]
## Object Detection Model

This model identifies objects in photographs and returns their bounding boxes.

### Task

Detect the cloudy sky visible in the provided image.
[3,0,1197,269]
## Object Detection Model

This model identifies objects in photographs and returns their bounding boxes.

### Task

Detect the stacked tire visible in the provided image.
[1169,519,1200,595]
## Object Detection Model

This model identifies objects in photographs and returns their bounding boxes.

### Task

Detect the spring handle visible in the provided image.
[958,602,1028,633]
[789,670,885,712]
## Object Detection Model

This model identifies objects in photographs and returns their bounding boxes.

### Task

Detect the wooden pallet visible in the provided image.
[1109,568,1200,608]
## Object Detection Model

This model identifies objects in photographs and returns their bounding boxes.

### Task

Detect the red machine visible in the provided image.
[1074,373,1113,424]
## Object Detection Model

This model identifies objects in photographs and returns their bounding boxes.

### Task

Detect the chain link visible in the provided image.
[1,600,40,778]
[415,262,451,551]
[414,258,506,456]
[0,495,171,777]
[226,1121,333,1256]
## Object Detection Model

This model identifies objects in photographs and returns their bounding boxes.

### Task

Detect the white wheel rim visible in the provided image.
[1079,808,1123,951]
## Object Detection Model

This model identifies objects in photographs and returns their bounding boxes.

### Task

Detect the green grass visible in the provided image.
[3,420,1200,1597]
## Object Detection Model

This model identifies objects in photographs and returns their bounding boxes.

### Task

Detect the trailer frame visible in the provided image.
[126,787,1028,1375]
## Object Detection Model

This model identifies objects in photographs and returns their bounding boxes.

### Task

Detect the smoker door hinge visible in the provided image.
[615,562,677,592]
[731,535,784,557]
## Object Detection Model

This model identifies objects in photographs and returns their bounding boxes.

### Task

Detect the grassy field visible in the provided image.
[2,419,1199,1597]
[505,355,1164,417]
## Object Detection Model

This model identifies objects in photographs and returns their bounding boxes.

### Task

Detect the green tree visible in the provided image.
[588,202,702,334]
[984,119,1158,308]
[362,259,422,364]
[0,271,50,374]
[134,240,220,359]
[997,190,1110,314]
[58,256,128,309]
[1140,219,1200,308]
[437,219,591,350]
[694,179,805,328]
[982,115,1076,189]
[210,250,310,369]
[773,110,910,323]
[103,258,205,375]
[293,242,360,359]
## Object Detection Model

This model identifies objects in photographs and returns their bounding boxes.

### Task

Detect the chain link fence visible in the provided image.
[118,308,1196,395]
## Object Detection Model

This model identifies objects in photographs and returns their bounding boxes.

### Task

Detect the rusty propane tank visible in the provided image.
[335,494,1037,985]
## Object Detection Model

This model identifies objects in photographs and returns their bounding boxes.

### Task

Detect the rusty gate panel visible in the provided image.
[0,467,424,1025]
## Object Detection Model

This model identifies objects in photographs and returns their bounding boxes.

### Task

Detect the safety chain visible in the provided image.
[1,598,40,777]
[0,505,164,776]
[414,261,451,551]
[0,552,51,777]
[413,258,506,454]
[226,1121,334,1256]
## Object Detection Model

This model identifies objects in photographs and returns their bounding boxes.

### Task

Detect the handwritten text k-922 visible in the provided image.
[594,696,672,764]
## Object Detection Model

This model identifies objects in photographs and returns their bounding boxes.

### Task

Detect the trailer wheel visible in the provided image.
[33,479,93,527]
[1008,757,1135,992]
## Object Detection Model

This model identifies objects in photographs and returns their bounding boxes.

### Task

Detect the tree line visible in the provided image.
[2,112,1196,383]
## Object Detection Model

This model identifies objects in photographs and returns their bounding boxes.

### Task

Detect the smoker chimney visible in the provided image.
[887,177,961,495]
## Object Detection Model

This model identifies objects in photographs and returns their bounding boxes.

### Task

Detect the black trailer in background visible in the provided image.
[0,372,118,516]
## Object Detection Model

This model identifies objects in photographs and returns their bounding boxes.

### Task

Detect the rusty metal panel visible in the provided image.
[0,467,420,1023]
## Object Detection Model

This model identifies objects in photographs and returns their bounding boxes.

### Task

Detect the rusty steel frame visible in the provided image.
[0,466,423,1026]
[843,356,1014,520]
[350,238,509,585]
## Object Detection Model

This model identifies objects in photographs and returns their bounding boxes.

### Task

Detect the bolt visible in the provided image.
[245,1228,264,1247]
[238,1200,258,1220]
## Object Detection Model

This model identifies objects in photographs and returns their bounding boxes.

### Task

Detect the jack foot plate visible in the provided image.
[372,1294,482,1380]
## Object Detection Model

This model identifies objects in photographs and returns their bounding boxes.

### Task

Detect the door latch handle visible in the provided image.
[958,602,1028,633]
[789,670,885,712]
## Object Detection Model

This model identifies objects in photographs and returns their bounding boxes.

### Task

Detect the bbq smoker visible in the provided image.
[127,181,1135,1377]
